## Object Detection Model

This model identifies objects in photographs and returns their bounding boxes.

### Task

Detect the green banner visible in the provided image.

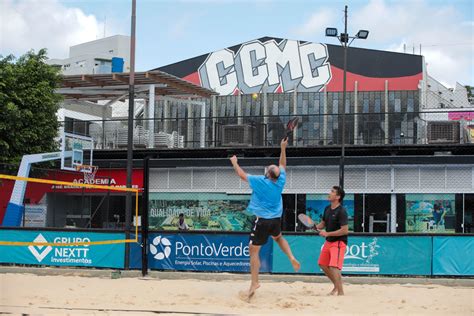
[406,194,455,233]
[148,193,253,231]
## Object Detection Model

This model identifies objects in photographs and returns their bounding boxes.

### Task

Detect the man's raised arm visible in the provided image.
[279,138,288,169]
[230,155,248,182]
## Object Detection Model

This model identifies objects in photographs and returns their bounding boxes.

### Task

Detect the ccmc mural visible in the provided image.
[157,37,423,95]
[198,39,331,95]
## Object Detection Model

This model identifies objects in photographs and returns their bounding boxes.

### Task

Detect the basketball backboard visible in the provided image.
[61,132,94,172]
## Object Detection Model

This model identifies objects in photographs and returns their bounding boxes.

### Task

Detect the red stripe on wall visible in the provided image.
[182,72,201,86]
[326,65,422,92]
[180,66,422,94]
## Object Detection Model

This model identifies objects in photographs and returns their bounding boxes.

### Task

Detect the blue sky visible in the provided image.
[1,0,473,85]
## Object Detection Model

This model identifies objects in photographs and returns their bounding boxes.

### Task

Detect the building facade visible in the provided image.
[2,37,472,235]
[47,35,130,75]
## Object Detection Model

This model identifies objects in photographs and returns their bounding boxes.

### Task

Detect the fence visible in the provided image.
[59,111,474,150]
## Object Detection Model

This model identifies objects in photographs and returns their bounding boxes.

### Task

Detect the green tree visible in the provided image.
[465,85,473,99]
[0,49,62,165]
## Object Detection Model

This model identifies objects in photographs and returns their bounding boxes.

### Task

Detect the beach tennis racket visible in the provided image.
[285,116,299,139]
[298,213,318,230]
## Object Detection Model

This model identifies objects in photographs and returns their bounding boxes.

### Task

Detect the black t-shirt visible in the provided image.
[323,204,348,243]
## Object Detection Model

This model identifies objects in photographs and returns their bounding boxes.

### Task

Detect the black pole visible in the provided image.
[125,0,136,269]
[141,156,150,277]
[339,5,348,190]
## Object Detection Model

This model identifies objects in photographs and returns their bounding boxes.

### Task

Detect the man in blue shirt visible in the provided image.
[230,138,300,301]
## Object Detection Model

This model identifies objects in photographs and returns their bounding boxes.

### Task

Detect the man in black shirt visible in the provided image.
[316,186,348,296]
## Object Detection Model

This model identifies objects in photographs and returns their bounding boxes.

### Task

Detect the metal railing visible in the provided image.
[59,111,474,150]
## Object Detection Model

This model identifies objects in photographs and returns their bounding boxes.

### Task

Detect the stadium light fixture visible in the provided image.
[356,30,369,39]
[325,27,338,37]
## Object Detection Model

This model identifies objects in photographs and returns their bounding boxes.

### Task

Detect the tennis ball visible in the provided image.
[251,93,258,100]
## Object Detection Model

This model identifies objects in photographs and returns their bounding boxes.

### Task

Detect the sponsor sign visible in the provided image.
[0,230,125,268]
[272,235,431,275]
[448,111,474,121]
[130,233,272,272]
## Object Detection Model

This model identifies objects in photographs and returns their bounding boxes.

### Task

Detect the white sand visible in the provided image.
[1,273,473,315]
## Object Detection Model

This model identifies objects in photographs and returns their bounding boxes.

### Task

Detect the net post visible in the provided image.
[141,156,150,277]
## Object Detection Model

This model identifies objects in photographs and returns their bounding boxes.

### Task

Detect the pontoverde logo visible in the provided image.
[150,236,171,260]
[28,234,52,262]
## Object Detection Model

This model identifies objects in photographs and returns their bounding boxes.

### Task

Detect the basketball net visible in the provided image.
[75,164,99,183]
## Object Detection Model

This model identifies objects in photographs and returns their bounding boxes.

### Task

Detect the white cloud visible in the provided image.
[292,0,474,87]
[0,0,118,59]
[168,13,201,39]
[292,8,337,38]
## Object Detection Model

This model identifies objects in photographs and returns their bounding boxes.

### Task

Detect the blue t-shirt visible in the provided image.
[246,168,286,219]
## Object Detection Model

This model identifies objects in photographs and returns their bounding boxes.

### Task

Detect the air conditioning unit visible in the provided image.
[221,124,256,147]
[427,121,460,144]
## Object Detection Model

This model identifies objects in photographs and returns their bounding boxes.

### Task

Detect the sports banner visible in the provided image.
[272,235,432,275]
[148,193,253,231]
[0,230,125,268]
[137,233,272,272]
[432,236,474,276]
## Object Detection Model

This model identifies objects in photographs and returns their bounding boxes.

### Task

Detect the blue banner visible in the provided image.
[0,230,125,268]
[433,236,474,276]
[273,235,432,275]
[129,234,143,269]
[137,233,272,272]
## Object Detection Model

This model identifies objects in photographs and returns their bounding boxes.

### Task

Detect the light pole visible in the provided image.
[325,5,369,189]
[125,0,136,269]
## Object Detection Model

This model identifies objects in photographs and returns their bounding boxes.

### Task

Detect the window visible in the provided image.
[333,100,339,114]
[363,99,369,113]
[374,98,381,113]
[64,117,89,136]
[363,194,391,232]
[464,194,474,233]
[394,99,401,112]
[405,194,456,233]
[345,95,351,113]
[407,98,414,112]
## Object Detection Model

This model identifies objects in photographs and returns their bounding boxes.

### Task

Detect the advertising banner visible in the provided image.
[273,235,432,275]
[433,236,474,276]
[406,194,456,233]
[148,193,253,231]
[0,230,125,268]
[143,233,272,272]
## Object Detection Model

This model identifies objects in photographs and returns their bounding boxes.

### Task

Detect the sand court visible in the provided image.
[1,273,473,315]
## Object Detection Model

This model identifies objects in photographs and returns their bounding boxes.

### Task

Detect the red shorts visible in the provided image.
[318,240,347,270]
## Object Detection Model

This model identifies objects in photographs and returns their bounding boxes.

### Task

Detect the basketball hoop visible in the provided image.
[75,164,99,183]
